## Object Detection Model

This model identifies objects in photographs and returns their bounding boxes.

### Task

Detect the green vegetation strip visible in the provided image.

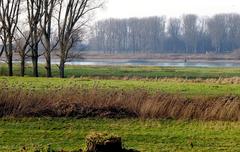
[0,118,240,151]
[1,64,240,78]
[1,77,240,96]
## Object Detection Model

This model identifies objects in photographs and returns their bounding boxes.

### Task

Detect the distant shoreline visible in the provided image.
[1,52,240,62]
[76,52,240,61]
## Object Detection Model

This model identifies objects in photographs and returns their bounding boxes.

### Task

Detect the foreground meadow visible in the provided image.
[1,118,240,152]
[1,65,240,151]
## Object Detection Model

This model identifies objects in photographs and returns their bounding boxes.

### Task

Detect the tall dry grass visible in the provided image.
[0,87,240,121]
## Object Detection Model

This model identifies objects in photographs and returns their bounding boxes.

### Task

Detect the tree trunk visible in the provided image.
[8,42,13,76]
[59,59,65,78]
[32,43,39,77]
[20,56,25,77]
[32,54,39,77]
[45,52,52,77]
[8,57,13,76]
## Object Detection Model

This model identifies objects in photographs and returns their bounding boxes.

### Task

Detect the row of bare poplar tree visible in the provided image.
[89,14,240,54]
[0,0,102,78]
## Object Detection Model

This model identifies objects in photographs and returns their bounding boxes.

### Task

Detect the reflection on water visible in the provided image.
[64,60,240,67]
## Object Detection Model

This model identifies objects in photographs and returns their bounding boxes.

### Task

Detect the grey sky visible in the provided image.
[96,0,240,20]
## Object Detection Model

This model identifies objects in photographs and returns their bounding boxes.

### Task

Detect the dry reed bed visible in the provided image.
[0,87,240,121]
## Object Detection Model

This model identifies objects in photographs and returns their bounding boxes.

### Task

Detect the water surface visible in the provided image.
[65,59,240,68]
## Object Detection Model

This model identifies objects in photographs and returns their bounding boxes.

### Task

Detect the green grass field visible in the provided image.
[1,65,240,151]
[1,76,240,97]
[1,64,240,78]
[1,118,240,152]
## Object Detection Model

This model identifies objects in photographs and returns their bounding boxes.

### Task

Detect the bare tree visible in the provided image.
[225,14,240,51]
[40,0,58,77]
[0,26,3,57]
[26,0,43,77]
[0,0,21,76]
[57,0,102,78]
[208,14,227,53]
[14,29,30,76]
[197,17,210,53]
[0,35,3,58]
[182,14,198,54]
[167,18,181,52]
[0,47,3,57]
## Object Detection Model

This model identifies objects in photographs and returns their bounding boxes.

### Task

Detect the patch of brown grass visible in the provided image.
[82,76,240,84]
[0,87,240,121]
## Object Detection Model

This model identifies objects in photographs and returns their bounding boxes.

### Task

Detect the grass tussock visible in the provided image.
[1,86,240,121]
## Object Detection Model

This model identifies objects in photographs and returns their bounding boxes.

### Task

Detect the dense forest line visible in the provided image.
[88,14,240,54]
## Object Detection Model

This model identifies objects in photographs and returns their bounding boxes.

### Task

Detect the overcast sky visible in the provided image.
[96,0,240,20]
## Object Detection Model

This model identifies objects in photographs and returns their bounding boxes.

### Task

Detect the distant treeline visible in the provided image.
[88,14,240,54]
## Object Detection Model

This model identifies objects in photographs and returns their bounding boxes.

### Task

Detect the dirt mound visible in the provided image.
[86,133,139,152]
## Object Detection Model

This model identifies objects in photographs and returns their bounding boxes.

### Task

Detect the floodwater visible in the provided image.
[63,59,240,68]
[3,59,240,68]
